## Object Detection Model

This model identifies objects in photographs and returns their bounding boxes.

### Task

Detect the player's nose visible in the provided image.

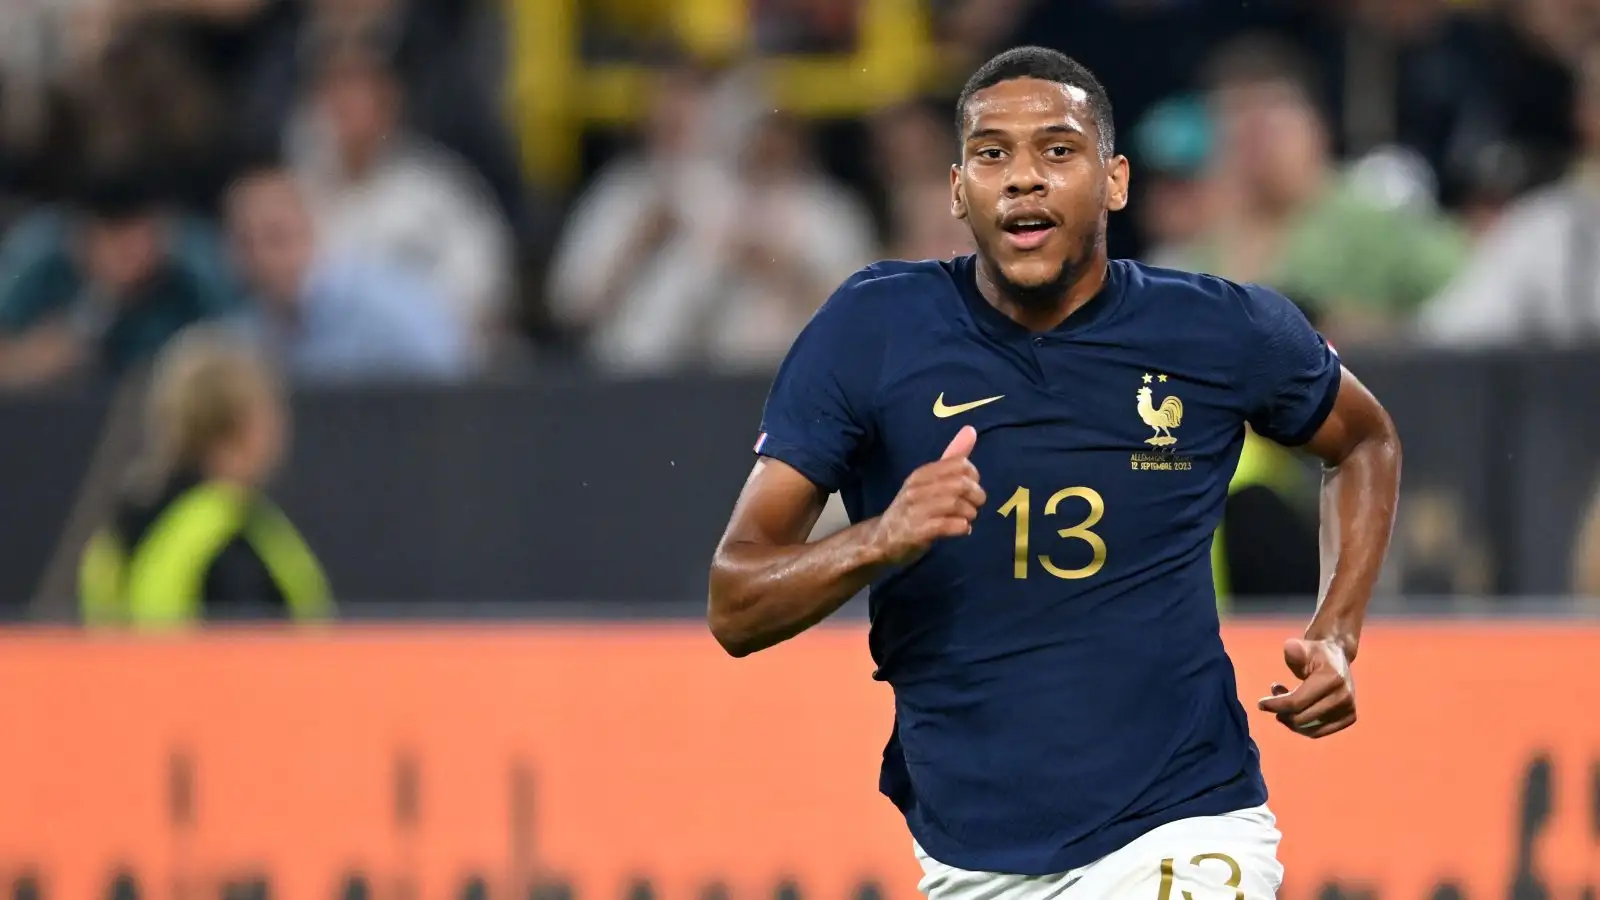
[1003,156,1048,196]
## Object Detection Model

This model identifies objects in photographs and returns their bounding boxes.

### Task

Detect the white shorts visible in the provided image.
[914,805,1284,900]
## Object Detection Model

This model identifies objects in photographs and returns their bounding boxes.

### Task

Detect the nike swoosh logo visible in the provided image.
[932,392,1004,418]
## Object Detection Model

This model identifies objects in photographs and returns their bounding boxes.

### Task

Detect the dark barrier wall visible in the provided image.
[1,350,1596,609]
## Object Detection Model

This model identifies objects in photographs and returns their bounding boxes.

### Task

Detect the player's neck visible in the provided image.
[977,247,1111,333]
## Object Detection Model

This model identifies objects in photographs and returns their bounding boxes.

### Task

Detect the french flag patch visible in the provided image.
[754,433,769,453]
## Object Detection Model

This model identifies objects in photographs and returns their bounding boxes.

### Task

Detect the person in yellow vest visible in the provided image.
[1212,428,1320,613]
[78,326,332,626]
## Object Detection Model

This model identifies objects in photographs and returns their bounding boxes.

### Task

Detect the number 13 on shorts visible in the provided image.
[1158,853,1244,900]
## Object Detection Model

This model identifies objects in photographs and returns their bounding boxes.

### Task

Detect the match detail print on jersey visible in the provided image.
[932,393,1006,418]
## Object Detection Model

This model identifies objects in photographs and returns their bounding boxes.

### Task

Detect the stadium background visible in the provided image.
[2,0,1599,897]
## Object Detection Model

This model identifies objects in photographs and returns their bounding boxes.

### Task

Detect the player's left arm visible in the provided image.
[1257,368,1401,737]
[1298,369,1401,663]
[1237,284,1402,739]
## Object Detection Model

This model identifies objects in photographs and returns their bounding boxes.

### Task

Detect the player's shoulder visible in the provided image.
[829,257,961,306]
[809,257,964,330]
[1117,259,1306,332]
[1119,259,1266,307]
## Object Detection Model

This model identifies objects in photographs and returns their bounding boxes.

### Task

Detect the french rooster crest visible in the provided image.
[1136,378,1183,448]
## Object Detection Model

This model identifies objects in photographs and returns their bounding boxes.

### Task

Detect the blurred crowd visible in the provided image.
[3,0,1600,390]
[0,0,532,389]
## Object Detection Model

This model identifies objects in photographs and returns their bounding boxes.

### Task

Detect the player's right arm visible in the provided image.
[709,428,982,658]
[707,269,983,657]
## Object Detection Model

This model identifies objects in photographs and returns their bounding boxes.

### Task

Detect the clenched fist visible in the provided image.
[871,425,987,566]
[1257,638,1357,738]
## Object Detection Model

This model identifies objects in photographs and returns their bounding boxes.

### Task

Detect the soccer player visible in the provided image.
[706,47,1401,900]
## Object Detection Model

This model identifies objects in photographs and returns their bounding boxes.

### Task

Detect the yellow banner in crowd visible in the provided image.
[0,623,1595,899]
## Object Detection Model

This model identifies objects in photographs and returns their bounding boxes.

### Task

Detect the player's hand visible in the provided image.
[1257,638,1356,739]
[872,425,986,566]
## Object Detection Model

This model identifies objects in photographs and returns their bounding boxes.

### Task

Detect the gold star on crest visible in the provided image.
[1141,373,1153,384]
[1158,374,1169,382]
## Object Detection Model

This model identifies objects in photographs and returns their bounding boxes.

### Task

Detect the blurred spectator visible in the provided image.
[1455,140,1539,239]
[1384,487,1493,598]
[1345,144,1441,213]
[704,110,876,368]
[1130,94,1216,269]
[77,324,332,626]
[75,17,233,213]
[546,64,723,371]
[225,160,475,382]
[0,161,242,388]
[236,0,543,251]
[1508,0,1600,66]
[886,178,974,262]
[1172,34,1468,344]
[0,0,110,216]
[0,6,240,213]
[869,101,972,261]
[549,68,875,373]
[1299,0,1570,230]
[284,28,514,360]
[753,0,862,54]
[578,0,676,61]
[0,0,104,80]
[1418,47,1600,347]
[931,0,1032,69]
[1335,0,1499,205]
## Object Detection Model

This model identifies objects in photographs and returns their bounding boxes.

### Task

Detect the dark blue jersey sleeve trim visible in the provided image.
[754,436,846,494]
[1278,363,1342,447]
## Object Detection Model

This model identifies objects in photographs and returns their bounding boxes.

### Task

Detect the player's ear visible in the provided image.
[1105,154,1131,212]
[950,164,967,220]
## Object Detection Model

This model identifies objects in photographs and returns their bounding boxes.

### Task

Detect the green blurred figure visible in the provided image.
[1175,35,1469,345]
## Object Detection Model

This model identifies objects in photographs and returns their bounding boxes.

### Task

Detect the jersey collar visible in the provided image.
[953,254,1126,340]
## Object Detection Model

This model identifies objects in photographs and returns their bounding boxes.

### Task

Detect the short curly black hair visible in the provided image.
[956,46,1115,160]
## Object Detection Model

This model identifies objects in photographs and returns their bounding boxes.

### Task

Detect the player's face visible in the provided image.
[952,78,1129,302]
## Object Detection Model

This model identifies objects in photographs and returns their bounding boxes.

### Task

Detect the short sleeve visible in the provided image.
[1240,282,1342,446]
[754,274,883,493]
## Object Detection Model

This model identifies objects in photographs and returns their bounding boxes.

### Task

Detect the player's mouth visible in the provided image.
[999,212,1059,251]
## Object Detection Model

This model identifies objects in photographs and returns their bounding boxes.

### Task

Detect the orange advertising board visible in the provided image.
[0,622,1596,900]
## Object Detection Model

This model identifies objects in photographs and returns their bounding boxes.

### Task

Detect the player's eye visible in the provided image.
[977,147,1005,160]
[1045,145,1073,158]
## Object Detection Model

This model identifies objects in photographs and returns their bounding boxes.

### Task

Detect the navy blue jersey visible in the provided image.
[753,256,1340,876]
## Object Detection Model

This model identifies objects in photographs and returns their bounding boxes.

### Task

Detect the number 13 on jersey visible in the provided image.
[996,486,1107,579]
